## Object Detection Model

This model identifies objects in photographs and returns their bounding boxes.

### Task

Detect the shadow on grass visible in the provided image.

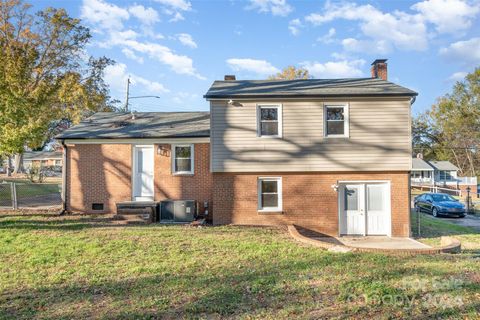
[1,254,478,319]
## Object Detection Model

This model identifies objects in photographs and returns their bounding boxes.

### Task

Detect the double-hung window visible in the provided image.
[257,104,282,137]
[172,144,194,174]
[324,104,349,137]
[439,171,452,181]
[258,177,282,212]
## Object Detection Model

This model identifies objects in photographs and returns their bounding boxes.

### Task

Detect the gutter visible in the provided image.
[410,96,417,106]
[60,140,68,215]
[204,93,419,100]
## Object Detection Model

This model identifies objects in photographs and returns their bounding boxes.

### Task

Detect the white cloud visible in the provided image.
[169,11,185,22]
[118,39,205,79]
[226,58,280,75]
[305,2,428,52]
[300,59,366,78]
[288,19,302,36]
[448,71,468,81]
[317,28,336,44]
[80,0,203,79]
[247,0,293,16]
[155,0,191,22]
[122,48,144,63]
[439,37,480,65]
[104,63,169,95]
[342,38,390,54]
[155,0,191,11]
[128,5,160,25]
[176,33,197,48]
[80,0,129,30]
[412,0,479,34]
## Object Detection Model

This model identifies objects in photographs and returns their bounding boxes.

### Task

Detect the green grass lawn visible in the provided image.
[0,180,60,203]
[0,212,479,319]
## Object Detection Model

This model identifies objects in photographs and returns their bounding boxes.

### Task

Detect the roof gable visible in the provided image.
[428,161,459,171]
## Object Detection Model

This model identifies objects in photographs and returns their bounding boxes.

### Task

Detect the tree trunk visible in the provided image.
[6,156,12,177]
[12,154,23,174]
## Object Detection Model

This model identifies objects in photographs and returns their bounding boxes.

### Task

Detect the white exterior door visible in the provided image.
[365,184,389,235]
[341,184,365,235]
[133,146,154,201]
[340,182,390,236]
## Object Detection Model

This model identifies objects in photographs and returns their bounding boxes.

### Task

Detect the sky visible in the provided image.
[33,0,480,115]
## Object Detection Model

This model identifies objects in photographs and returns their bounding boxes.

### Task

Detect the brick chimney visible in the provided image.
[371,59,388,81]
[224,75,236,80]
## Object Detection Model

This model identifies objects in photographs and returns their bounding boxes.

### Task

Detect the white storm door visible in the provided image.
[133,146,154,201]
[342,184,365,235]
[366,183,390,235]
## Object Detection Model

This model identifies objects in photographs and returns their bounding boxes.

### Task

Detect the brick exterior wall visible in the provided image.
[66,143,212,215]
[212,171,411,237]
[66,144,133,213]
[154,143,213,215]
[66,143,410,237]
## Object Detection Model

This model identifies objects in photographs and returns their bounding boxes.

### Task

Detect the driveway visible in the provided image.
[442,214,480,231]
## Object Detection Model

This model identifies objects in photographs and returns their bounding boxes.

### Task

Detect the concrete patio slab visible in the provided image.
[288,225,461,254]
[336,236,431,250]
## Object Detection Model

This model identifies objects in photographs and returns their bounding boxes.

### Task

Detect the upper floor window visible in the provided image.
[257,104,282,137]
[324,104,349,138]
[172,144,194,175]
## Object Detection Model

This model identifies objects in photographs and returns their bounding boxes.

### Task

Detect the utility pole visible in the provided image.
[123,76,160,112]
[124,76,131,112]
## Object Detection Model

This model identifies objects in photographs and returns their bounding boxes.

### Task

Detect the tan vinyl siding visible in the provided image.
[210,99,412,172]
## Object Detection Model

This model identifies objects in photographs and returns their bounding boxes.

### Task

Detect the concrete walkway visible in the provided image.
[289,225,461,254]
[335,236,431,250]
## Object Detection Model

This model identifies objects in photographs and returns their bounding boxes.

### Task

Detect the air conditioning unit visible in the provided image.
[159,200,196,223]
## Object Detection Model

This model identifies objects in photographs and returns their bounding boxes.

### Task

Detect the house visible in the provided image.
[23,151,63,170]
[411,156,478,196]
[0,151,63,174]
[57,59,418,237]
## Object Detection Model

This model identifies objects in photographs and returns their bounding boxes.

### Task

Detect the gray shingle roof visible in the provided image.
[204,78,418,99]
[56,112,210,139]
[428,161,459,171]
[412,158,434,170]
[24,151,62,160]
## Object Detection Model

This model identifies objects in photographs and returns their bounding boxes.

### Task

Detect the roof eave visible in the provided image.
[204,92,418,99]
[56,134,210,140]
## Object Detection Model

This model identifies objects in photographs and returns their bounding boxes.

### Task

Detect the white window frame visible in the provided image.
[256,104,283,138]
[257,177,283,212]
[324,104,349,138]
[171,144,194,175]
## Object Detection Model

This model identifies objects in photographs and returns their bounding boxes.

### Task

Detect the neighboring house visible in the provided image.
[411,156,477,196]
[23,151,63,170]
[57,59,418,237]
[0,151,63,174]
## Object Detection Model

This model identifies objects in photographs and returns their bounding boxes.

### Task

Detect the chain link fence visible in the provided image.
[0,180,62,209]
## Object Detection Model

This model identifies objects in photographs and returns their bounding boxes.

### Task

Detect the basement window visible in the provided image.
[92,203,104,211]
[258,177,282,212]
[172,144,194,175]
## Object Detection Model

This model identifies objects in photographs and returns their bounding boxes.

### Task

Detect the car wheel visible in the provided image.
[432,207,438,217]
